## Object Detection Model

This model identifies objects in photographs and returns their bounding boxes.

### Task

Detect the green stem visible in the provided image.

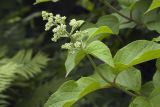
[87,55,112,84]
[87,55,138,97]
[100,0,139,25]
[113,84,137,97]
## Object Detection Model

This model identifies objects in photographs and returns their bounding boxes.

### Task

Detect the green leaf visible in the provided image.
[96,64,141,92]
[130,88,160,107]
[129,97,151,107]
[65,51,85,76]
[153,71,160,88]
[96,15,120,34]
[85,41,114,67]
[118,0,140,9]
[116,67,141,92]
[34,0,59,4]
[146,0,160,13]
[141,81,154,97]
[139,3,160,33]
[44,77,109,107]
[112,9,136,29]
[80,22,97,31]
[85,26,113,42]
[149,88,160,107]
[95,64,116,83]
[146,21,160,33]
[114,40,160,71]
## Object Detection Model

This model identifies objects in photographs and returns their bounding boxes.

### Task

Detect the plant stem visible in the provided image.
[100,0,139,25]
[113,84,137,97]
[87,55,112,84]
[87,55,138,97]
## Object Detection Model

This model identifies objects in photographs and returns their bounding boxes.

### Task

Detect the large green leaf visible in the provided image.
[114,40,160,71]
[85,26,113,42]
[85,41,114,67]
[153,71,160,88]
[96,15,120,34]
[96,64,141,92]
[118,0,140,9]
[44,77,109,107]
[116,67,141,92]
[146,0,160,13]
[65,51,85,76]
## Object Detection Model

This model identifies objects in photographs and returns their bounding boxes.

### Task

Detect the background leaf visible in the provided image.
[96,15,120,34]
[118,0,140,9]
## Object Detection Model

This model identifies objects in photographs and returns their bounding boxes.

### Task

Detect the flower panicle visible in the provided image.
[42,11,86,53]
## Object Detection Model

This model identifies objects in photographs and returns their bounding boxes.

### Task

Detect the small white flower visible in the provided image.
[42,11,55,31]
[42,11,54,20]
[45,22,54,31]
[54,14,66,24]
[72,31,81,39]
[74,41,81,48]
[51,34,59,42]
[52,24,66,33]
[69,19,84,29]
[52,24,68,41]
[61,43,73,50]
[42,11,47,20]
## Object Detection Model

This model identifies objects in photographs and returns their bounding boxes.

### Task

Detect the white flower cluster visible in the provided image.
[42,11,66,31]
[42,11,86,53]
[69,19,84,29]
[52,24,67,42]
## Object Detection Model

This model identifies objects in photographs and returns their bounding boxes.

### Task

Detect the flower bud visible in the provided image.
[69,19,84,29]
